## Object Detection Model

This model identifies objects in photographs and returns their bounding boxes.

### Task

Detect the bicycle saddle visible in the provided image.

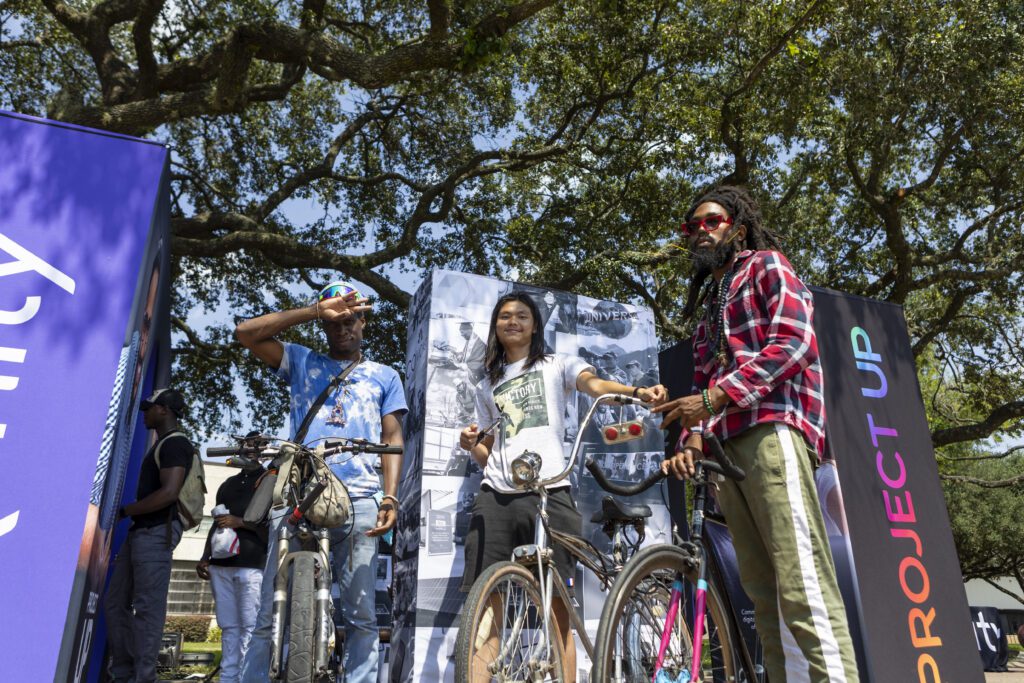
[590,495,652,523]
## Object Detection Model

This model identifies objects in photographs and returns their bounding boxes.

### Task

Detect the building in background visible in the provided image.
[167,462,235,617]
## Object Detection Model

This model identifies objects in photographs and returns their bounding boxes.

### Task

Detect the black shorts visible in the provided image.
[461,484,582,592]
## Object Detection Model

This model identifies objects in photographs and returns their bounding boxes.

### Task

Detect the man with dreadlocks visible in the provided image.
[655,185,860,683]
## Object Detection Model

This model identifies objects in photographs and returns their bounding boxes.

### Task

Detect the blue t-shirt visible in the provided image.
[277,343,407,497]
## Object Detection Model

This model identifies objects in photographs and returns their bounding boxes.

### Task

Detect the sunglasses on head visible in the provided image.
[681,214,733,237]
[318,285,354,301]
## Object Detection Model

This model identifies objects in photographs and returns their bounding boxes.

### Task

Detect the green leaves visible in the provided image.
[3,0,1022,462]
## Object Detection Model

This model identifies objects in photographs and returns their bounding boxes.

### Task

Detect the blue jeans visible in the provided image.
[105,521,183,683]
[241,498,380,683]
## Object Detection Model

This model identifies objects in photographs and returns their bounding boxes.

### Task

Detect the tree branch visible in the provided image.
[132,0,164,99]
[910,286,979,357]
[979,578,1024,604]
[895,120,969,201]
[932,400,1024,447]
[171,316,241,363]
[937,445,1024,462]
[940,471,1024,488]
[50,0,558,134]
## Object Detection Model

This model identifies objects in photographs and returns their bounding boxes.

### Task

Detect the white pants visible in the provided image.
[209,565,263,683]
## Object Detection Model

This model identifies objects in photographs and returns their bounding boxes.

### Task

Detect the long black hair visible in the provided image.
[681,184,784,321]
[484,292,550,384]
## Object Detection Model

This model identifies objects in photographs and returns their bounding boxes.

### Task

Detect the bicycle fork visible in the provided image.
[313,531,334,678]
[270,524,291,679]
[654,464,712,683]
[269,526,334,680]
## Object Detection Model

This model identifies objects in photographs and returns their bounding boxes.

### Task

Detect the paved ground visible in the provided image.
[986,653,1024,682]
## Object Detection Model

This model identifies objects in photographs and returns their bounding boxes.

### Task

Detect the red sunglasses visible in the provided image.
[681,214,733,237]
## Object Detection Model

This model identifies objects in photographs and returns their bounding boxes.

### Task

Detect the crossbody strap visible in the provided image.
[293,354,362,445]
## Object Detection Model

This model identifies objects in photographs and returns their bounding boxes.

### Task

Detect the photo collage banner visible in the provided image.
[391,270,671,682]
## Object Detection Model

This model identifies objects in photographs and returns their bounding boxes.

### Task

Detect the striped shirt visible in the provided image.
[693,250,825,459]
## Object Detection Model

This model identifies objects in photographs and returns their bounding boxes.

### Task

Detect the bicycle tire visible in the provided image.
[454,561,568,683]
[592,544,741,683]
[286,552,318,683]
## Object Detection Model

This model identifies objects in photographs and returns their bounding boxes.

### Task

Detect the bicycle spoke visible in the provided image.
[467,569,560,682]
[617,572,691,681]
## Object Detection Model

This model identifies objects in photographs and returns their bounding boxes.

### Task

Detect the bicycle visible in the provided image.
[207,434,402,683]
[454,393,656,683]
[588,433,766,683]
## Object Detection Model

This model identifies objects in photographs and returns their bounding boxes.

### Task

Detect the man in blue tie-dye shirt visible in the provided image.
[235,282,406,683]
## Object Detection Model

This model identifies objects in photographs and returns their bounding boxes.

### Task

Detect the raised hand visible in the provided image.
[319,291,372,321]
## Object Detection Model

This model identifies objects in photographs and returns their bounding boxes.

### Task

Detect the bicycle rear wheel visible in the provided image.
[592,544,740,683]
[455,561,568,683]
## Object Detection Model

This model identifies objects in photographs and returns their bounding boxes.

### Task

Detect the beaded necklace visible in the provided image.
[706,265,736,368]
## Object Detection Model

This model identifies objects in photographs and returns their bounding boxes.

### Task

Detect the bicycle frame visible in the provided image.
[651,460,714,683]
[508,394,648,666]
[503,483,642,668]
[650,459,763,683]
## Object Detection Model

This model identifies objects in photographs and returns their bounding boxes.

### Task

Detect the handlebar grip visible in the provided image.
[702,435,746,481]
[206,446,244,458]
[611,393,644,406]
[585,457,666,496]
[374,446,404,455]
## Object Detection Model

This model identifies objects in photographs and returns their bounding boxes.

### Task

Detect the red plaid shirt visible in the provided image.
[692,250,825,459]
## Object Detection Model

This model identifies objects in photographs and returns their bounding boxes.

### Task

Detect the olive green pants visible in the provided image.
[715,423,860,683]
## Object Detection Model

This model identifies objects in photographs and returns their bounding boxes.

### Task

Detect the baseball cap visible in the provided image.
[140,388,187,416]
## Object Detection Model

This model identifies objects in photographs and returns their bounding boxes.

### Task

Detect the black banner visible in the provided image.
[970,605,1009,672]
[812,287,983,683]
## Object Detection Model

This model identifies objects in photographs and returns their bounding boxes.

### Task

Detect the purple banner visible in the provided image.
[0,110,168,680]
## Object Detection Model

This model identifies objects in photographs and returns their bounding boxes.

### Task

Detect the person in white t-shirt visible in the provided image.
[458,291,667,680]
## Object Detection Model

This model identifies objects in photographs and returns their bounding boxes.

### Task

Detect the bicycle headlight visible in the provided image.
[510,451,542,488]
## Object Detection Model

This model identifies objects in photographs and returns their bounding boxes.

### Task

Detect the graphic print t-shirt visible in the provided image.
[475,354,594,493]
[278,343,408,497]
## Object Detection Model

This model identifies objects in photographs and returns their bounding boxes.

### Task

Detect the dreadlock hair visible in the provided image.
[484,291,551,384]
[681,184,784,321]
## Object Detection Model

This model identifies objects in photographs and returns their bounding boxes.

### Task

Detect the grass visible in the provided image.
[159,642,221,680]
[182,642,221,654]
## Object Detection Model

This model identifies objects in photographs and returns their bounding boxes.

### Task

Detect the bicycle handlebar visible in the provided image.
[322,438,403,455]
[207,438,403,463]
[586,457,665,496]
[702,434,746,482]
[584,433,745,496]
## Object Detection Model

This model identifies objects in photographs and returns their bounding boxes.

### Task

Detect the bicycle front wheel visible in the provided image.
[286,551,318,683]
[455,561,568,683]
[592,544,740,683]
